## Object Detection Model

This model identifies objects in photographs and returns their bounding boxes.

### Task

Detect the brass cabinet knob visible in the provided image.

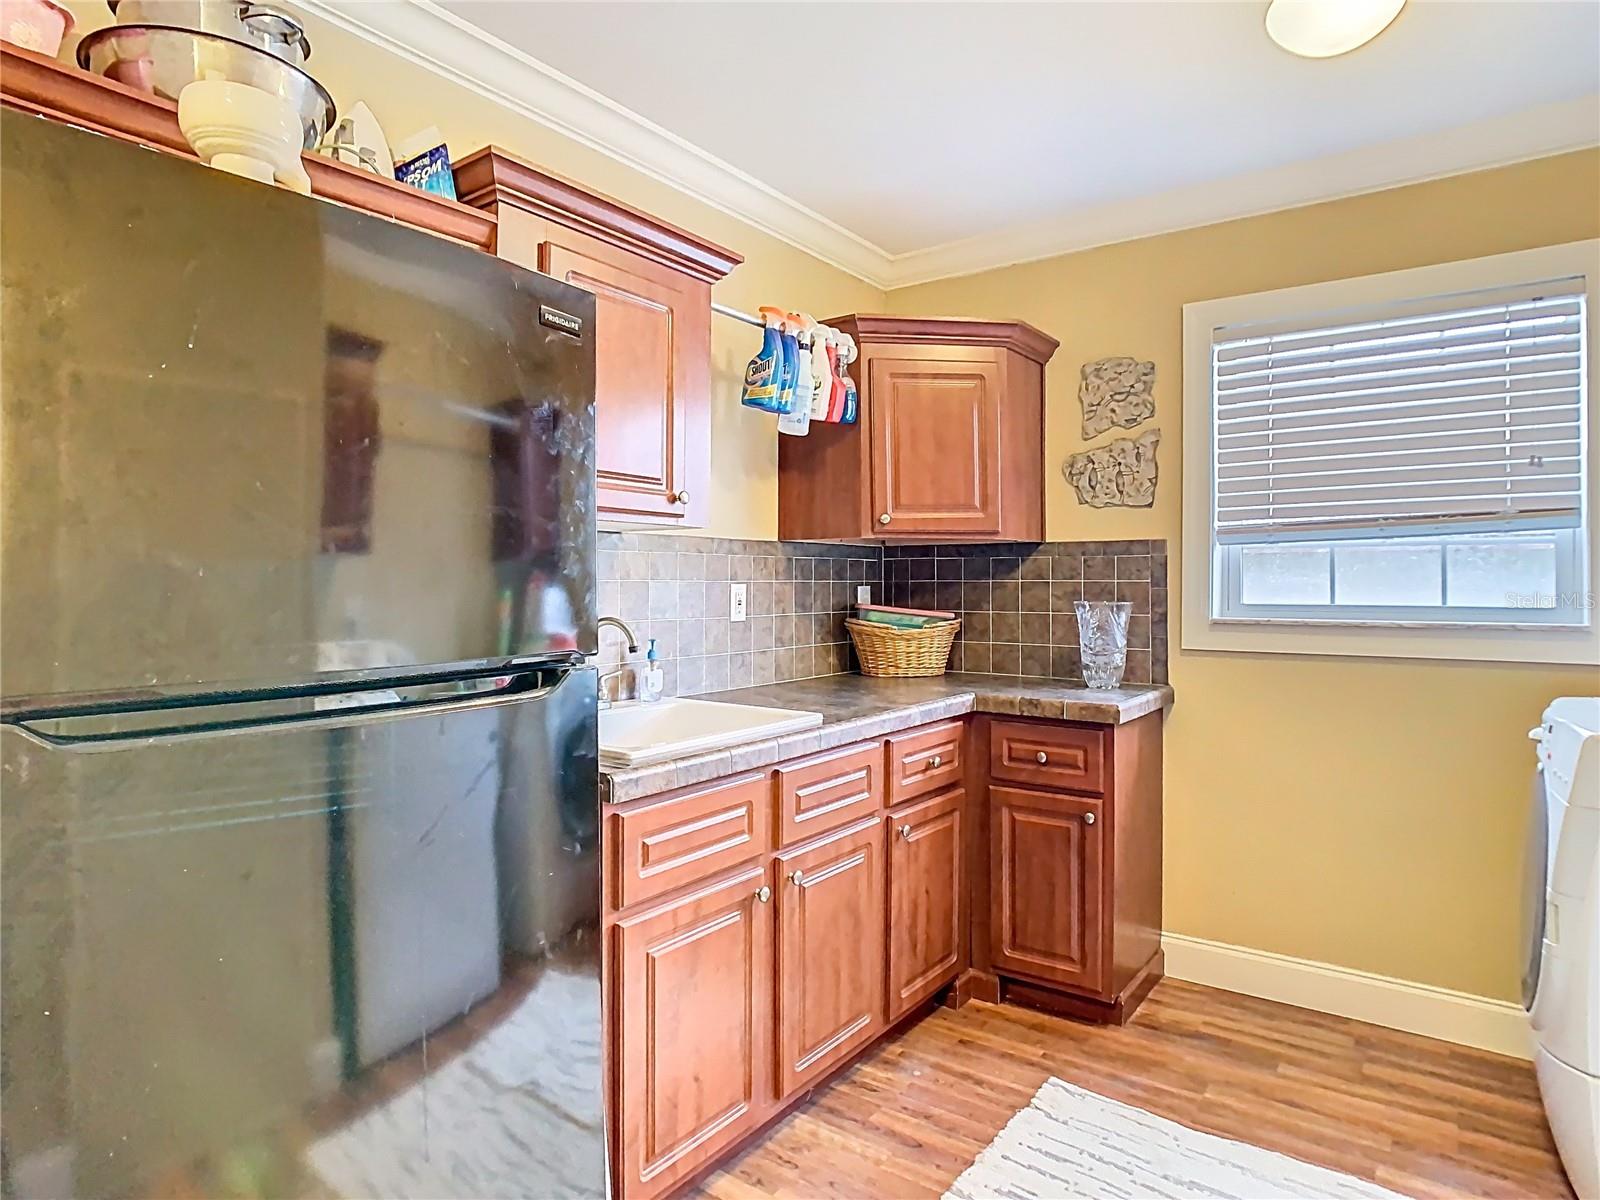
[1036,751,1048,764]
[788,869,804,886]
[928,755,942,768]
[1083,812,1096,826]
[755,885,772,903]
[878,513,891,525]
[898,824,913,840]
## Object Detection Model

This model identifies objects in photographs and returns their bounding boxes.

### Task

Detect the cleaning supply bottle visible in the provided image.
[821,325,847,422]
[640,638,664,701]
[837,331,860,424]
[741,307,786,413]
[775,312,800,413]
[802,316,831,420]
[778,313,813,436]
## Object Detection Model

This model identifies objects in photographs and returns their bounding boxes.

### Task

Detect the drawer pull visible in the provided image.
[1083,812,1096,826]
[788,869,805,886]
[898,823,913,840]
[756,884,772,903]
[928,755,942,768]
[1036,751,1048,764]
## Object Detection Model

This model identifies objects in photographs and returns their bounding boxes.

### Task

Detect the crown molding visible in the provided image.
[294,1,1598,293]
[886,95,1600,289]
[291,0,898,286]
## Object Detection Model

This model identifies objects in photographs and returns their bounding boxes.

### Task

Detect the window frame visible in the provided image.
[1181,240,1599,666]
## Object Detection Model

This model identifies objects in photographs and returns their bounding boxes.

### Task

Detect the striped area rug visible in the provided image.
[944,1078,1408,1199]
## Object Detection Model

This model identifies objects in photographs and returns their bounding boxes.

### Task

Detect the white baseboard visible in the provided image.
[1161,933,1533,1060]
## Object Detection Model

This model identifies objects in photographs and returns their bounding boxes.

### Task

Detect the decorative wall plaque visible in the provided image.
[1064,428,1160,508]
[1079,356,1155,439]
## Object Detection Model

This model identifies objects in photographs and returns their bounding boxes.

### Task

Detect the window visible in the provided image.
[1183,241,1598,665]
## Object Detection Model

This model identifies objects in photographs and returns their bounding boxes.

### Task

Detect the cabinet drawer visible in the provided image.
[886,720,964,806]
[989,720,1106,796]
[776,741,883,847]
[611,773,770,911]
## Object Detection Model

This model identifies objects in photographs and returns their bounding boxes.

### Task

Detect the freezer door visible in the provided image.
[0,669,603,1200]
[0,111,596,708]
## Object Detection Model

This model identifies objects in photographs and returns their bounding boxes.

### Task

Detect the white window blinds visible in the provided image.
[1212,278,1587,543]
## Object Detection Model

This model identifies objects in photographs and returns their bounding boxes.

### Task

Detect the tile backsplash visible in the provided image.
[596,533,1167,698]
[884,540,1168,686]
[596,533,881,699]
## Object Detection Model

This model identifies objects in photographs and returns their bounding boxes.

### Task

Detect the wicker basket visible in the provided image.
[846,617,960,678]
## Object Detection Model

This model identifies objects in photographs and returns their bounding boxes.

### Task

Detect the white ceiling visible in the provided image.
[308,0,1600,286]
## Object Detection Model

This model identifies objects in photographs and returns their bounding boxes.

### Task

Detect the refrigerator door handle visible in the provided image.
[5,672,575,752]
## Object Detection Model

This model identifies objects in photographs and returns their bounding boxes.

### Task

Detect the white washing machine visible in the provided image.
[1526,696,1600,1200]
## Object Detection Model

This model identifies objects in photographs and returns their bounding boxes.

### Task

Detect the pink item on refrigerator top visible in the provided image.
[1,0,73,55]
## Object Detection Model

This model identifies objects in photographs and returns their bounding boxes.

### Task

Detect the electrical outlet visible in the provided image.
[856,585,872,605]
[729,582,747,622]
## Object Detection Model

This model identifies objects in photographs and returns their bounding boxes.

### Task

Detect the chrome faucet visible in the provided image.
[598,616,640,654]
[597,616,641,709]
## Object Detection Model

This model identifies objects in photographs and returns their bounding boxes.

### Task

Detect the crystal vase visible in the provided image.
[1074,600,1132,689]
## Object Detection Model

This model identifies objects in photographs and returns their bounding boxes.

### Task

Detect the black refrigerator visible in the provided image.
[0,112,605,1199]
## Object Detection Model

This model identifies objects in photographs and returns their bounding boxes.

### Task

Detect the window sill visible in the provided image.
[1183,617,1599,666]
[1208,616,1592,633]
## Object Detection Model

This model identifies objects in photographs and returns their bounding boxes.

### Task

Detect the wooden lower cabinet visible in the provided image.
[989,785,1106,995]
[887,788,964,1019]
[606,711,1163,1198]
[774,817,886,1096]
[614,865,774,1200]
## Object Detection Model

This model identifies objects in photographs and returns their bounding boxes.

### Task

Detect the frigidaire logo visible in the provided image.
[539,305,584,337]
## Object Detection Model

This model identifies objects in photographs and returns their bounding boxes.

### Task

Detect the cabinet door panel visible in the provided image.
[774,817,885,1097]
[887,788,964,1019]
[615,866,772,1199]
[542,233,708,524]
[868,353,1002,535]
[990,786,1105,995]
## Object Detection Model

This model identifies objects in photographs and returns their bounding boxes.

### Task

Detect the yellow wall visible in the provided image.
[57,2,1597,999]
[59,2,885,542]
[889,150,1600,1001]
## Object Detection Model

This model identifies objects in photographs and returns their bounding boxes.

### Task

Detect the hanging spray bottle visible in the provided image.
[777,313,813,436]
[741,307,787,413]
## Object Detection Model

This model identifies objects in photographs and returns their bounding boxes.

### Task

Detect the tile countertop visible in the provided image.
[600,673,1174,804]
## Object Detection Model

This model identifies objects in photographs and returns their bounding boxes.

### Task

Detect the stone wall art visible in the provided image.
[1064,428,1161,508]
[1079,356,1156,439]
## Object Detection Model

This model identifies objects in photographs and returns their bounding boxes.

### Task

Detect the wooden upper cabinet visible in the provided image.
[869,350,1003,536]
[779,315,1058,542]
[455,148,742,528]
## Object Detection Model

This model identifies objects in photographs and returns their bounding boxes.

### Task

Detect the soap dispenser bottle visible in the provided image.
[640,638,665,702]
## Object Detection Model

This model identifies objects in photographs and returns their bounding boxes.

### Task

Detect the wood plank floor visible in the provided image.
[689,979,1574,1200]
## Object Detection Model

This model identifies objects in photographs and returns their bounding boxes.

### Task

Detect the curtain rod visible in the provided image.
[711,301,763,328]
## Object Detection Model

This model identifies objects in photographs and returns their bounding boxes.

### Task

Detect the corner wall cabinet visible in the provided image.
[778,315,1059,542]
[456,149,742,529]
[602,708,1162,1200]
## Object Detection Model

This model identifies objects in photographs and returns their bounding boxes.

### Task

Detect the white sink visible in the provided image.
[599,698,824,768]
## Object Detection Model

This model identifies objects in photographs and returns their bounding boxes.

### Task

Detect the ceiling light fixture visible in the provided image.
[1264,0,1407,58]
